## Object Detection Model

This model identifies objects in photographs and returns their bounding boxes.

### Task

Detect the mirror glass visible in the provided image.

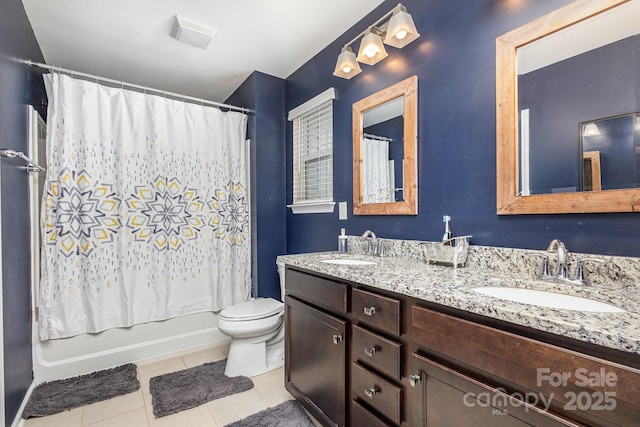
[353,76,417,215]
[517,0,640,196]
[362,96,405,203]
[496,0,640,214]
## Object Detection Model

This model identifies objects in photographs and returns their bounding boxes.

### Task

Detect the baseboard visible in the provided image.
[10,381,35,427]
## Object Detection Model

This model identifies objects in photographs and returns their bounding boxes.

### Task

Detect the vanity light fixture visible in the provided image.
[384,4,421,48]
[356,27,388,65]
[582,122,601,137]
[333,3,419,79]
[333,45,362,79]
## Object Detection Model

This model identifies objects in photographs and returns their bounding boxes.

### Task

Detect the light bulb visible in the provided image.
[364,47,376,58]
[383,6,419,48]
[342,66,352,73]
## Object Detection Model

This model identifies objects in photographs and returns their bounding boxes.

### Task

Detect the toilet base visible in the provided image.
[224,335,284,378]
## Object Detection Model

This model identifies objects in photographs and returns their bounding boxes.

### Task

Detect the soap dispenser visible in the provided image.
[338,228,348,253]
[442,215,452,244]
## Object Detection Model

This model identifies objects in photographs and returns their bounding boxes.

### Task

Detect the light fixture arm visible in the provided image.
[343,4,401,48]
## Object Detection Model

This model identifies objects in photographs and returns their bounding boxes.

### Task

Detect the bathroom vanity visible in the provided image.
[280,246,640,427]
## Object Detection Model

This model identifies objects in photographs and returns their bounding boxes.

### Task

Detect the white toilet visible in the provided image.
[217,260,286,377]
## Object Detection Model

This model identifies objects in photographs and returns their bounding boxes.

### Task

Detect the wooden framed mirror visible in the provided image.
[353,75,418,215]
[496,0,640,214]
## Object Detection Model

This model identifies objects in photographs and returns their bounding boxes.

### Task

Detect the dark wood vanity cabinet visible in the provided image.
[284,266,640,427]
[285,268,407,426]
[410,352,573,427]
[410,306,640,427]
[350,288,405,425]
[285,268,349,427]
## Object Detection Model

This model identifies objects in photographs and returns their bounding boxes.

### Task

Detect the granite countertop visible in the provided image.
[277,251,640,355]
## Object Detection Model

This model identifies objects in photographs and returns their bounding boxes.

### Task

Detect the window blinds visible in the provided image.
[292,100,333,204]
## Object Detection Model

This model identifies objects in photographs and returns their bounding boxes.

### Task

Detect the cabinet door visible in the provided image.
[410,353,578,427]
[286,296,347,427]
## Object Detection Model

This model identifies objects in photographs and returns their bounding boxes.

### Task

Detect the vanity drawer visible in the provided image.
[285,268,347,314]
[351,400,390,427]
[352,363,402,425]
[352,324,402,380]
[412,305,640,426]
[352,288,400,336]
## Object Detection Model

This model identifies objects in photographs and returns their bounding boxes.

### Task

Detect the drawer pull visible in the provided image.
[364,346,378,357]
[364,386,378,399]
[410,374,421,388]
[363,306,377,316]
[332,334,343,345]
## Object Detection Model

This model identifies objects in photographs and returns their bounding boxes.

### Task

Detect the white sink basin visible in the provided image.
[473,287,625,313]
[321,259,376,266]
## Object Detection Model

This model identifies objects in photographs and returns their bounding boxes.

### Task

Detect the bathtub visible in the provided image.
[32,311,229,382]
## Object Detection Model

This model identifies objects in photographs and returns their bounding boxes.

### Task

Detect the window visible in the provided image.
[288,88,336,214]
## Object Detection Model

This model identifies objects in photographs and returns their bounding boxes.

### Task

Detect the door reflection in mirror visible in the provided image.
[581,113,640,191]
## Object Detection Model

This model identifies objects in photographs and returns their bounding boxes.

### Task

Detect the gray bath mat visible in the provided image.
[22,363,140,419]
[226,400,315,427]
[150,358,253,418]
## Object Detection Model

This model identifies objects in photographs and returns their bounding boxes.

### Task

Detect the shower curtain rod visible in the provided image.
[364,133,393,142]
[22,60,253,114]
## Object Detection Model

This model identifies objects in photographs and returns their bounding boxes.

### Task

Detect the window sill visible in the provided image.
[288,201,336,214]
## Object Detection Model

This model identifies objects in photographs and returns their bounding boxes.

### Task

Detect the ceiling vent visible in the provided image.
[170,15,217,49]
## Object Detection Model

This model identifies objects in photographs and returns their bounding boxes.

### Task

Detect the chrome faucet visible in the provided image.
[546,239,568,280]
[531,240,602,286]
[362,230,383,256]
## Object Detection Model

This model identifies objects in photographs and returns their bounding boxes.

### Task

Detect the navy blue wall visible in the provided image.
[0,0,45,424]
[227,72,287,300]
[519,35,639,194]
[285,0,640,258]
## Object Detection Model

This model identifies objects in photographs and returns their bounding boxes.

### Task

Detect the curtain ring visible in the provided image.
[95,74,98,84]
[121,80,124,89]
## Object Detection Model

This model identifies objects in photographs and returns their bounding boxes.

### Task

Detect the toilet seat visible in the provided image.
[219,298,283,322]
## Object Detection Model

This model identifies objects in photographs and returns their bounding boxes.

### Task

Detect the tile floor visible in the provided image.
[23,344,319,427]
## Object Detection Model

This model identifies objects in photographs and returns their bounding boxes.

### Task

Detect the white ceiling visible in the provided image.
[21,0,385,103]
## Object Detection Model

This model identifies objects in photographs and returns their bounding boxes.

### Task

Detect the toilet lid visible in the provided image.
[220,298,283,321]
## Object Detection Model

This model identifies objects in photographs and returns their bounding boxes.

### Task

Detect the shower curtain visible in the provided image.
[39,73,250,340]
[362,137,392,203]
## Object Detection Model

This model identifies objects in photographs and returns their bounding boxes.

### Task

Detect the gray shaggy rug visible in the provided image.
[225,400,315,427]
[150,358,253,418]
[22,363,140,419]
